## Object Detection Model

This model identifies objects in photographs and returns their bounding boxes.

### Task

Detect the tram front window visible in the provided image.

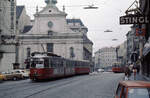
[31,58,44,68]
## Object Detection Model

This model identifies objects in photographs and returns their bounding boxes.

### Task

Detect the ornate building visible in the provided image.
[18,0,93,68]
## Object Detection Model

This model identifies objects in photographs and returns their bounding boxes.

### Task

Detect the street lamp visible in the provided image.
[104,29,113,32]
[83,4,99,9]
[112,39,118,41]
[62,4,98,10]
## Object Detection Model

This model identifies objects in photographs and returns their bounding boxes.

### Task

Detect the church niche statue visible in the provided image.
[45,0,57,5]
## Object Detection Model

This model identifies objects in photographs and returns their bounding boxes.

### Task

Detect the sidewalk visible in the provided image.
[128,73,150,81]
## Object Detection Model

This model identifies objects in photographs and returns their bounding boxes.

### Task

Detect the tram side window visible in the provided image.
[49,58,51,68]
[51,58,56,68]
[44,59,49,68]
[76,61,79,67]
[72,61,75,68]
[66,60,68,67]
[61,59,63,67]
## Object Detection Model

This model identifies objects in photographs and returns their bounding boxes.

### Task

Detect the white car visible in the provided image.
[98,69,104,72]
[12,70,29,79]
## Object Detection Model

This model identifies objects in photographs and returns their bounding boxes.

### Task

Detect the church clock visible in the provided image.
[48,21,53,28]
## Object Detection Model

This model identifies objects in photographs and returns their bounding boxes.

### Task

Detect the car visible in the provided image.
[1,71,23,81]
[115,81,150,98]
[12,69,29,79]
[98,69,104,72]
[0,73,6,82]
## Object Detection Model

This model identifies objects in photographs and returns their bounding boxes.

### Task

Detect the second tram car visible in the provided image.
[112,63,124,73]
[29,52,90,81]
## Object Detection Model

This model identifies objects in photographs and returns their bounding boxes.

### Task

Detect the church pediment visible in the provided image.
[37,5,67,16]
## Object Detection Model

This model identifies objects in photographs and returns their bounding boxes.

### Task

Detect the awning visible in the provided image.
[143,42,150,56]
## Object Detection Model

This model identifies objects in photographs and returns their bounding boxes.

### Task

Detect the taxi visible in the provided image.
[115,81,150,98]
[0,73,5,82]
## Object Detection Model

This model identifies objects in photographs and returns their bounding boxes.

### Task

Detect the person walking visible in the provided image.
[124,66,131,80]
[133,68,137,80]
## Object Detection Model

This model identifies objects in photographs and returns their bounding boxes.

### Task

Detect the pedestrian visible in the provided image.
[124,66,130,80]
[133,68,137,80]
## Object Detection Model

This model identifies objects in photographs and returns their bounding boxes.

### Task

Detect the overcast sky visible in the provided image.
[17,0,134,52]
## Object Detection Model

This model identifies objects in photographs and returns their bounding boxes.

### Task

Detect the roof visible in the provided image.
[66,19,84,26]
[120,81,150,88]
[16,6,24,19]
[22,25,33,33]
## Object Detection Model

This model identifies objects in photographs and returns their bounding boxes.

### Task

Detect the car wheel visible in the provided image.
[13,77,17,81]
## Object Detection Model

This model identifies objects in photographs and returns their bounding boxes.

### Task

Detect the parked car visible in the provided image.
[0,73,6,82]
[98,69,104,72]
[115,81,150,98]
[12,69,29,79]
[1,71,23,81]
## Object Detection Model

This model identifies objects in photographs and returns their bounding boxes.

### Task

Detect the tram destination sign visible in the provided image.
[120,15,149,25]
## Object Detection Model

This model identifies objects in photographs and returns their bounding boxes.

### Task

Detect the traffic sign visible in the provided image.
[120,15,149,25]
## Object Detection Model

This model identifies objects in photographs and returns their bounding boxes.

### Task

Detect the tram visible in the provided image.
[112,62,124,73]
[28,52,90,81]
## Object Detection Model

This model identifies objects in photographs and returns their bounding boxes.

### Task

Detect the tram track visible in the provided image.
[24,75,93,98]
[0,75,91,98]
[0,73,124,98]
[0,80,32,91]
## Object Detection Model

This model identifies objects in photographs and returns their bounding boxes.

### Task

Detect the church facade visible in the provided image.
[18,0,93,68]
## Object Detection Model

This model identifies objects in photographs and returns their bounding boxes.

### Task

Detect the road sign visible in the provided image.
[120,15,149,25]
[136,28,146,36]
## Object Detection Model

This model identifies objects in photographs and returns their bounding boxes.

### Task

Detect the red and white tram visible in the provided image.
[28,52,90,81]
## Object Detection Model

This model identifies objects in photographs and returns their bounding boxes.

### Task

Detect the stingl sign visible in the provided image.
[120,15,149,25]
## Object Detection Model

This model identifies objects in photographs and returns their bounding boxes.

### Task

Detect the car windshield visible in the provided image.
[128,88,150,98]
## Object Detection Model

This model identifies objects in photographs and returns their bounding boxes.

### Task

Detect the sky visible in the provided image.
[17,0,134,52]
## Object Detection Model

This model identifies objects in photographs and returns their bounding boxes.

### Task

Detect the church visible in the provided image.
[18,0,93,68]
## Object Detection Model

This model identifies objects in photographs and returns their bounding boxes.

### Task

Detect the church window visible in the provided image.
[70,47,75,59]
[47,43,53,52]
[27,47,31,58]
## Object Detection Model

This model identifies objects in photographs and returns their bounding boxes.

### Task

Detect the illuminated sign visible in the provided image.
[136,28,146,36]
[120,15,149,24]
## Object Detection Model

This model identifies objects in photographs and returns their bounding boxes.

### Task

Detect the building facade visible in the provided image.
[18,0,93,68]
[117,41,127,66]
[94,47,117,69]
[140,0,150,77]
[0,1,32,72]
[0,0,16,72]
[126,25,140,64]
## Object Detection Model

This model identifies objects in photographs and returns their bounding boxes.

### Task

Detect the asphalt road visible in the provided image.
[0,72,124,98]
